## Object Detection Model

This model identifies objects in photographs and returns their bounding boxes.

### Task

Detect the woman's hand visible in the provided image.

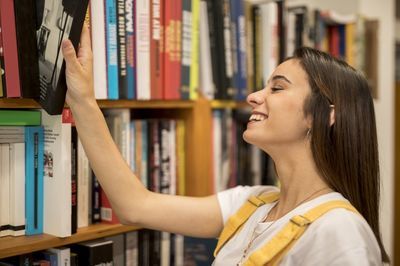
[62,25,95,109]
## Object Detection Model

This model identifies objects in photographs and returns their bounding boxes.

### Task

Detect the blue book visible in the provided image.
[125,0,136,99]
[25,126,44,235]
[141,120,148,188]
[231,0,247,101]
[105,0,119,99]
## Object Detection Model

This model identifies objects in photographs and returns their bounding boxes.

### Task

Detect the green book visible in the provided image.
[0,110,41,126]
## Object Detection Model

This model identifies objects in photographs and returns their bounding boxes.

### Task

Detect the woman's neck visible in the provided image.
[265,150,333,221]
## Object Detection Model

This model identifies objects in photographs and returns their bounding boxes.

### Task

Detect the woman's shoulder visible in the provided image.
[284,194,382,265]
[217,185,279,224]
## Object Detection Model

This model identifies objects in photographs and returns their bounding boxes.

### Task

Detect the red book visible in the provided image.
[150,0,164,99]
[0,0,21,97]
[163,0,181,99]
[328,25,340,58]
[100,187,120,224]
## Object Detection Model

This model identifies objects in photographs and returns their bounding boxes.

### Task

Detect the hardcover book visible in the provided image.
[36,0,89,115]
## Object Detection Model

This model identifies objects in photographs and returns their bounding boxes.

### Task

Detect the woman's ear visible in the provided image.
[330,105,335,126]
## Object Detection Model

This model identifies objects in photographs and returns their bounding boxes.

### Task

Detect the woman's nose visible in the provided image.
[247,90,265,107]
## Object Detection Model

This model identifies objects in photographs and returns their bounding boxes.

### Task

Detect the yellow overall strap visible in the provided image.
[214,192,280,257]
[243,200,359,266]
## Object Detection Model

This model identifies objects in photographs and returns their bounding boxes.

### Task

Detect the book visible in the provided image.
[0,0,21,98]
[41,110,72,237]
[36,0,89,115]
[90,0,108,99]
[125,231,139,266]
[14,0,40,99]
[71,239,113,266]
[125,0,136,99]
[136,0,151,99]
[116,0,128,99]
[105,234,125,266]
[0,14,5,97]
[0,143,11,237]
[25,126,45,235]
[77,138,91,228]
[9,142,25,236]
[0,110,41,126]
[47,247,70,266]
[105,0,120,100]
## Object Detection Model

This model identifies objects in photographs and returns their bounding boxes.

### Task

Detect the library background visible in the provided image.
[0,0,397,265]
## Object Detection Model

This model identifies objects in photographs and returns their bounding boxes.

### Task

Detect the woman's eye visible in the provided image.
[271,87,283,92]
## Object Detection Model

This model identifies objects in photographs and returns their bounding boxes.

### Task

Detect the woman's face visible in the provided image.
[243,59,312,151]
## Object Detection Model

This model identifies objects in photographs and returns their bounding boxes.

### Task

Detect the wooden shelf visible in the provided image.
[0,99,195,109]
[97,100,194,109]
[210,100,249,109]
[0,98,41,108]
[0,223,140,259]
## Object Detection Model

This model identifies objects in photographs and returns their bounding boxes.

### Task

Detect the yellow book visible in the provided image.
[189,0,200,100]
[176,120,186,196]
[346,23,355,67]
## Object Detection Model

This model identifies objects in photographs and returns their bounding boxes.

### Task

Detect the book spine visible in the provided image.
[90,0,108,99]
[150,0,163,99]
[244,1,254,95]
[180,0,192,100]
[234,0,247,101]
[106,0,120,99]
[189,0,200,100]
[25,127,44,235]
[136,0,151,99]
[0,14,4,97]
[0,0,21,97]
[117,0,128,99]
[71,127,78,234]
[164,0,174,99]
[91,173,101,223]
[0,144,11,237]
[10,142,26,236]
[222,0,234,99]
[100,187,120,224]
[229,0,239,100]
[125,0,136,99]
[174,0,183,100]
[13,0,39,99]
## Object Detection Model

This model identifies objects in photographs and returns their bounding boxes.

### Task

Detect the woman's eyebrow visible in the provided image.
[270,75,292,84]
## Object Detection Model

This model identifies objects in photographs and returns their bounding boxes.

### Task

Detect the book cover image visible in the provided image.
[36,0,88,115]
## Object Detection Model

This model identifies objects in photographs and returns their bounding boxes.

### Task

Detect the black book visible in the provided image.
[116,0,128,99]
[14,0,40,99]
[36,0,89,115]
[71,239,113,266]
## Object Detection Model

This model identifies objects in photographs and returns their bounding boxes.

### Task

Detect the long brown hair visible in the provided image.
[292,47,389,262]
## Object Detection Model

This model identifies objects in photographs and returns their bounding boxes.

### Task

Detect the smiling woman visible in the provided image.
[62,25,388,265]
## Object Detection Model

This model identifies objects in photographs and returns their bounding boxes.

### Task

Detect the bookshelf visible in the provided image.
[0,96,241,258]
[0,0,382,263]
[0,224,139,259]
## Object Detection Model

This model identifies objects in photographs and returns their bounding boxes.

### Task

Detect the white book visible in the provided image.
[174,234,184,266]
[212,112,222,193]
[48,247,71,266]
[104,109,131,165]
[77,139,90,228]
[136,0,151,99]
[90,0,108,99]
[9,142,25,236]
[169,120,176,196]
[260,1,278,83]
[0,144,11,237]
[41,111,72,237]
[199,1,214,100]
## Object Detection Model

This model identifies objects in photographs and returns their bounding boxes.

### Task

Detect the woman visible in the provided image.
[62,26,388,265]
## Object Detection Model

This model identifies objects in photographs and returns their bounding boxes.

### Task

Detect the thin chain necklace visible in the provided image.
[236,187,332,266]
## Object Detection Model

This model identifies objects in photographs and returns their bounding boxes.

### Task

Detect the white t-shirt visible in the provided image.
[213,185,382,266]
